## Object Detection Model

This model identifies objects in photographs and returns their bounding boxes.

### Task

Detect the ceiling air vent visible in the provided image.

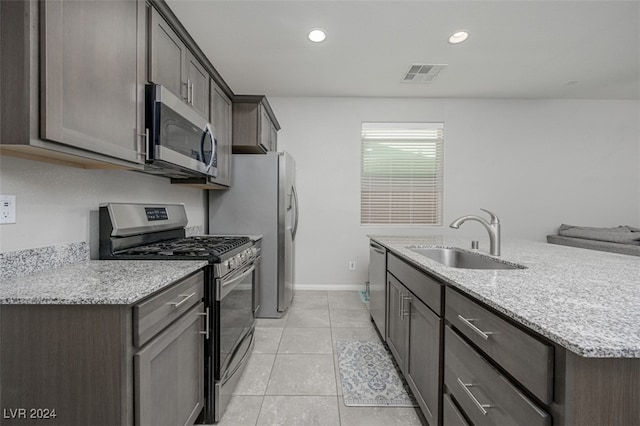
[401,64,447,83]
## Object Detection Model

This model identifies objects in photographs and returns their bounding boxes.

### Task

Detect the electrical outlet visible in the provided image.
[349,260,356,271]
[0,195,16,224]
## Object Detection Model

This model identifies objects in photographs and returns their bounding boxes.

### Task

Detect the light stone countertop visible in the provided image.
[370,235,640,358]
[0,260,208,305]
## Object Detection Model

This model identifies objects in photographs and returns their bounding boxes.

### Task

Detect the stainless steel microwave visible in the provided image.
[144,84,217,179]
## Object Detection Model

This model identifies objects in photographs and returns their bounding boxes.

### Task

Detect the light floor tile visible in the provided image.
[328,291,367,310]
[254,327,283,353]
[292,293,329,309]
[334,353,343,396]
[233,353,276,396]
[278,327,333,354]
[216,395,263,426]
[330,308,373,328]
[285,308,330,328]
[257,396,340,426]
[256,312,288,328]
[338,399,423,426]
[295,290,329,296]
[266,354,337,396]
[331,326,380,347]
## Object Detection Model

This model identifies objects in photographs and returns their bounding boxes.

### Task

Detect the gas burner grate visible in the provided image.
[121,236,252,257]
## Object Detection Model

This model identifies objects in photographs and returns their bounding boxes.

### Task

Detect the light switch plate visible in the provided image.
[0,195,16,224]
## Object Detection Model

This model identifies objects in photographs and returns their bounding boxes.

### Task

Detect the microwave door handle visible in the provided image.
[200,124,213,170]
[291,185,299,241]
[208,136,217,172]
[201,124,216,173]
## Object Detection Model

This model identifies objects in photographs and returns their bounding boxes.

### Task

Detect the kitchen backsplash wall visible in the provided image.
[270,97,640,289]
[0,156,206,254]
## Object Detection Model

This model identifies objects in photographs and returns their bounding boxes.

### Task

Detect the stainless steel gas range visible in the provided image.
[99,203,259,423]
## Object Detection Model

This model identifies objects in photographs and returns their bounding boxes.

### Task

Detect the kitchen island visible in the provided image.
[370,235,640,426]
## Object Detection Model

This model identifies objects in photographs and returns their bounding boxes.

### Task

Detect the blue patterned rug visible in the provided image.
[337,339,417,407]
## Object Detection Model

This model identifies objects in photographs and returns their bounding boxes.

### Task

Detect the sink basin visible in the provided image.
[408,247,526,270]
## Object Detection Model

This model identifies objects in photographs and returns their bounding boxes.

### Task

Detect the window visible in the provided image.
[360,122,444,225]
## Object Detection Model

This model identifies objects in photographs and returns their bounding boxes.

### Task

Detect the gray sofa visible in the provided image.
[547,224,640,257]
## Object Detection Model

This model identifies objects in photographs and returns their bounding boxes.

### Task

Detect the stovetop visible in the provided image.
[115,236,253,261]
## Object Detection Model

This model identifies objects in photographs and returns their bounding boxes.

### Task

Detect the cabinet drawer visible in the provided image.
[387,253,442,315]
[443,393,469,426]
[445,326,551,426]
[134,271,204,346]
[445,288,553,404]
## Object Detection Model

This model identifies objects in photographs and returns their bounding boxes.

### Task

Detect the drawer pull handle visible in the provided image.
[457,378,492,415]
[457,315,493,340]
[169,292,196,308]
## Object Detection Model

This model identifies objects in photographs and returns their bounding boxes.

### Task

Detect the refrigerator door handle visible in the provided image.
[291,185,299,241]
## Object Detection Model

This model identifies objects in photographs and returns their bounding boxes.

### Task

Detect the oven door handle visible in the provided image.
[217,264,256,301]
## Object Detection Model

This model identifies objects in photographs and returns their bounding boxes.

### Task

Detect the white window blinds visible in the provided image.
[361,122,444,225]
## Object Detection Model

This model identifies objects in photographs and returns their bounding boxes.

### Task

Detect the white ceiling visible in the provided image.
[166,0,640,99]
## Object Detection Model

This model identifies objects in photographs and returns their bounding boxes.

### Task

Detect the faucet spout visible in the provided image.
[449,209,501,256]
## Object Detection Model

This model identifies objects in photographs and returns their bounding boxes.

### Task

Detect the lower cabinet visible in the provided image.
[386,261,442,426]
[0,271,206,426]
[135,303,204,426]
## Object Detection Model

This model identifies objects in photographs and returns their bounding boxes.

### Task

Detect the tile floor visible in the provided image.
[211,290,424,426]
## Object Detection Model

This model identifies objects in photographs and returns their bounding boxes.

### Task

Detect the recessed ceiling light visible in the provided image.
[308,29,326,43]
[448,31,469,44]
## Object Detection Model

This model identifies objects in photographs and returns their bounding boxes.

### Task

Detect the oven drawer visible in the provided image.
[445,288,553,404]
[445,326,550,426]
[134,270,204,347]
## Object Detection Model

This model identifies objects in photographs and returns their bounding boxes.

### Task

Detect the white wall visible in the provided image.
[269,97,640,289]
[0,156,205,254]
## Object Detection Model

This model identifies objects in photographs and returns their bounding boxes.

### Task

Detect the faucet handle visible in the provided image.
[480,208,500,224]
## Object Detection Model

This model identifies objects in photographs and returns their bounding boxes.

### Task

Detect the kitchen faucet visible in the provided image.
[449,209,501,256]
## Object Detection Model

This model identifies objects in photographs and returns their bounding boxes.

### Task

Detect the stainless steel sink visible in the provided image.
[408,247,526,270]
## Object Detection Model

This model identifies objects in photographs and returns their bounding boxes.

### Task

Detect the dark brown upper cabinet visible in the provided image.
[232,95,280,153]
[0,0,147,169]
[148,6,209,119]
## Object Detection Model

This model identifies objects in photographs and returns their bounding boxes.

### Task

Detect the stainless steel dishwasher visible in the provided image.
[369,240,387,337]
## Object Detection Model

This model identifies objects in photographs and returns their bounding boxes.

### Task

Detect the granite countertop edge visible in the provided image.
[0,260,209,305]
[369,235,640,359]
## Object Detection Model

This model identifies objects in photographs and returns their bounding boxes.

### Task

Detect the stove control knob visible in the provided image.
[228,258,235,269]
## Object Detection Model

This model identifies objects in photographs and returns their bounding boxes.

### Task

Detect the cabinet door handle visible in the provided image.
[457,315,493,340]
[402,295,412,318]
[137,128,149,160]
[191,82,195,106]
[399,290,404,319]
[199,307,210,339]
[169,292,196,308]
[185,79,192,103]
[457,378,492,415]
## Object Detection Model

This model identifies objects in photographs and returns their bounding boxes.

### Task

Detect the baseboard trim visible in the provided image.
[294,283,366,291]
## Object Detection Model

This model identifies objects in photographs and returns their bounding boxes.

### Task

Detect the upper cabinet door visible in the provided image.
[41,0,145,164]
[210,80,232,187]
[187,53,210,119]
[148,6,186,101]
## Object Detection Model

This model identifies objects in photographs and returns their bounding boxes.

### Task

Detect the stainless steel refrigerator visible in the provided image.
[208,151,298,318]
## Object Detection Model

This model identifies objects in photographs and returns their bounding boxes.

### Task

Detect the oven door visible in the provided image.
[216,260,256,381]
[146,84,217,178]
